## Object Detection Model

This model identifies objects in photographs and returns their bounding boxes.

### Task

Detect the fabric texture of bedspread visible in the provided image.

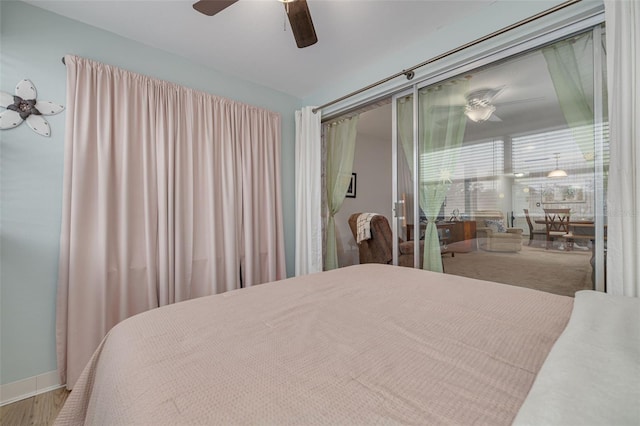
[55,264,572,425]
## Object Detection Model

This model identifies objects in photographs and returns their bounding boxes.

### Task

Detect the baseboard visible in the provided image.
[0,370,65,406]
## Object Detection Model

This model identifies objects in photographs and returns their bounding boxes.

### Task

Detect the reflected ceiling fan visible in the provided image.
[464,87,505,122]
[463,86,545,123]
[432,85,543,125]
[193,0,318,48]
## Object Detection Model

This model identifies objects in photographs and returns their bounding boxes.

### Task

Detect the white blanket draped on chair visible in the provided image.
[356,213,378,243]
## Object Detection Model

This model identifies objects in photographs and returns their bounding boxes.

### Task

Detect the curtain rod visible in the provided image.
[311,0,581,114]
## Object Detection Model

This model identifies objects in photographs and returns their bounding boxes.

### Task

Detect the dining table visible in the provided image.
[533,219,603,246]
[534,219,599,234]
[534,219,606,289]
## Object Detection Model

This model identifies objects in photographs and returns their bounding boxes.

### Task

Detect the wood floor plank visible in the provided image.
[1,388,69,426]
[32,388,69,426]
[0,396,34,426]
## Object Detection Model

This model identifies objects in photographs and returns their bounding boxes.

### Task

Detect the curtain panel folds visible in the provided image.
[57,55,285,388]
[605,0,639,297]
[418,80,469,272]
[542,32,597,163]
[294,107,322,275]
[395,83,467,272]
[324,116,359,270]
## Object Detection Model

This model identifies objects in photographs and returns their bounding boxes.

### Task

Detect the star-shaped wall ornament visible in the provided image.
[0,79,64,137]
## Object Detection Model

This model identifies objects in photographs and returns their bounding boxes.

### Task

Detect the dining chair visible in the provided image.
[524,209,546,246]
[543,208,571,250]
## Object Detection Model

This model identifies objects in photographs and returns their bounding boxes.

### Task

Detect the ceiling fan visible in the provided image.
[463,86,546,123]
[464,87,505,123]
[193,0,318,48]
[432,85,544,125]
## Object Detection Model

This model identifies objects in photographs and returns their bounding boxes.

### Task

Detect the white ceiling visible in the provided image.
[24,0,497,99]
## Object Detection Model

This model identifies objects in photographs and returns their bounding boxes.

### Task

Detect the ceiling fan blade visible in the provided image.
[495,96,546,107]
[465,86,505,104]
[284,0,318,48]
[487,114,502,122]
[193,0,239,16]
[485,86,505,102]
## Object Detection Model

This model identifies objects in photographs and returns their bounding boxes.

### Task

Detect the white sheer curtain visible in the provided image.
[605,0,639,297]
[57,55,285,388]
[295,107,322,275]
[324,116,359,270]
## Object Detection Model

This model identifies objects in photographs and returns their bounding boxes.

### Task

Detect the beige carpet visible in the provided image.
[442,243,593,297]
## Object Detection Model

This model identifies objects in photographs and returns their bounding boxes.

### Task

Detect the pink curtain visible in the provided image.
[57,55,285,388]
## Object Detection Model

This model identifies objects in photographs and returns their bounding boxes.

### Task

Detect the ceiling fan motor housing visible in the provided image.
[192,0,318,48]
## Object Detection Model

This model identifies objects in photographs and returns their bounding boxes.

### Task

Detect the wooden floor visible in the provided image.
[0,388,69,426]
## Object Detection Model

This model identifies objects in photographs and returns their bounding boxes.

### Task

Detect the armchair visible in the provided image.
[473,210,523,252]
[348,213,422,268]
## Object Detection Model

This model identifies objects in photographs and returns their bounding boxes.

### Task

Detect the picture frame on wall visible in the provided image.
[346,173,357,198]
[541,185,585,203]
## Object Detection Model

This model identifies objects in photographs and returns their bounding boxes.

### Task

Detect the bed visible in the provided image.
[55,264,639,425]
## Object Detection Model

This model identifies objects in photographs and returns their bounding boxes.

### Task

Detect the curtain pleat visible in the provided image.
[542,32,596,162]
[324,116,359,270]
[57,55,285,388]
[605,0,640,297]
[418,80,469,272]
[294,107,322,276]
[240,107,285,286]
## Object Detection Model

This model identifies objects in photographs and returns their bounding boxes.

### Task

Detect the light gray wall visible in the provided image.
[0,0,300,385]
[335,127,392,268]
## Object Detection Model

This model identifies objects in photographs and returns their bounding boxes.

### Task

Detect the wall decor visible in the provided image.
[346,173,357,198]
[0,79,64,137]
[541,184,585,203]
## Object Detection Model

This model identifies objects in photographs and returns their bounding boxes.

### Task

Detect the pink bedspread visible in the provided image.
[55,264,572,425]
